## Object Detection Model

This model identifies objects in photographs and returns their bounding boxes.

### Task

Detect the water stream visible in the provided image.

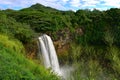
[38,34,61,76]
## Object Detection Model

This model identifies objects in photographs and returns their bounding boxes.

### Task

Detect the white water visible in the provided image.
[38,34,61,76]
[38,37,51,68]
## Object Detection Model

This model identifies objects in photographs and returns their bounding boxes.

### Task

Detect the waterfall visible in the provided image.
[38,34,61,76]
[38,37,51,68]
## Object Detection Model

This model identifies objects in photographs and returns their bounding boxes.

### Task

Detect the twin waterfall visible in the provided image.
[38,34,61,76]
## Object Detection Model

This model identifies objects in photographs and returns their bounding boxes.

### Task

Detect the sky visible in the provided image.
[0,0,120,11]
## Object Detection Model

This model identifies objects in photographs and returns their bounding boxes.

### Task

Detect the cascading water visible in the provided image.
[38,34,61,76]
[38,37,51,68]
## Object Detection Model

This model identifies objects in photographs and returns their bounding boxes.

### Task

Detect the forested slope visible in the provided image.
[0,3,120,80]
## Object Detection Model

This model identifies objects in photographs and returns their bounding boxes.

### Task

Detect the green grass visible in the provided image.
[0,34,24,54]
[64,43,120,80]
[0,34,59,80]
[106,46,120,77]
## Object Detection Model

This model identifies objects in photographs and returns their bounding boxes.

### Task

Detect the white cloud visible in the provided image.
[103,0,120,7]
[62,0,70,2]
[45,0,58,2]
[31,0,67,10]
[0,0,32,9]
[82,0,100,7]
[0,0,120,11]
[0,0,67,10]
[69,0,120,10]
[70,0,81,7]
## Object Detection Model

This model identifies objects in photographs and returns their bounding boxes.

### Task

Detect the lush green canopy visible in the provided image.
[0,3,120,80]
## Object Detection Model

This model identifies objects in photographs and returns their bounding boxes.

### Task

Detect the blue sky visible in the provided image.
[0,0,120,11]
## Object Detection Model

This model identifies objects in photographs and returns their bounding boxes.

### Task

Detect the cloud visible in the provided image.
[103,0,120,7]
[0,0,120,11]
[0,0,32,9]
[69,0,120,10]
[62,0,69,2]
[31,0,68,10]
[70,0,81,7]
[0,0,67,10]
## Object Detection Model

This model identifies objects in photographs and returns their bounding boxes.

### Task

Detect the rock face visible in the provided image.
[25,41,38,59]
[52,28,71,54]
[54,41,70,54]
[52,27,83,53]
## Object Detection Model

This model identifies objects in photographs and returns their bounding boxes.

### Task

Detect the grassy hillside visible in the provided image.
[0,34,59,80]
[0,11,59,80]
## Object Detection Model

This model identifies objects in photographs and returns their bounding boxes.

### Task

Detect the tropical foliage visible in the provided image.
[0,3,120,80]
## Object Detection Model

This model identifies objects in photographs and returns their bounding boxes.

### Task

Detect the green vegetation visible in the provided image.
[0,34,59,80]
[67,44,120,80]
[0,3,120,80]
[0,11,59,79]
[0,12,34,43]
